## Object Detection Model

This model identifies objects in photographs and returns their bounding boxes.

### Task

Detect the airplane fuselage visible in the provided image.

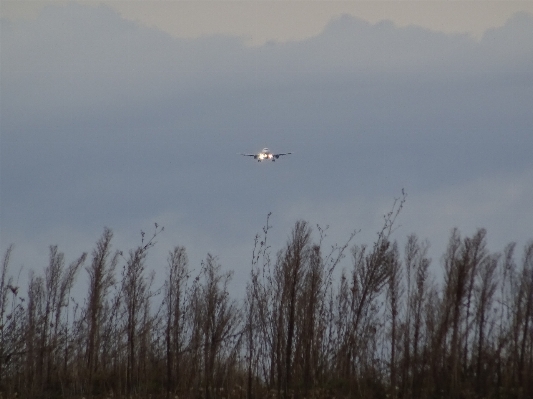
[255,148,275,161]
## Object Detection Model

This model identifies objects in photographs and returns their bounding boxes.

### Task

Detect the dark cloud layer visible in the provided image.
[1,4,532,282]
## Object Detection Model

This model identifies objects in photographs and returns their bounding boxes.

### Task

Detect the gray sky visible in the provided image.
[1,1,533,295]
[4,1,533,44]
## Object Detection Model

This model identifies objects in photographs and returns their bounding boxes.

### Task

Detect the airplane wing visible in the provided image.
[240,153,258,159]
[273,152,292,159]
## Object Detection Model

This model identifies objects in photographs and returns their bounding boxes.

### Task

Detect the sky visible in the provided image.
[1,1,533,296]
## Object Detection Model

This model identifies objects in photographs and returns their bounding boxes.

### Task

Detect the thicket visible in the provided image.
[1,195,532,399]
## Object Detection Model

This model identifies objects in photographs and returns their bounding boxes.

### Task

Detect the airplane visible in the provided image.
[240,148,292,162]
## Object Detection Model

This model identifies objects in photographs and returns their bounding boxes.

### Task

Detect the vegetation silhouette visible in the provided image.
[1,193,532,398]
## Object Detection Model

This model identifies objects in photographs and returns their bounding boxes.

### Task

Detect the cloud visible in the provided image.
[1,4,532,283]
